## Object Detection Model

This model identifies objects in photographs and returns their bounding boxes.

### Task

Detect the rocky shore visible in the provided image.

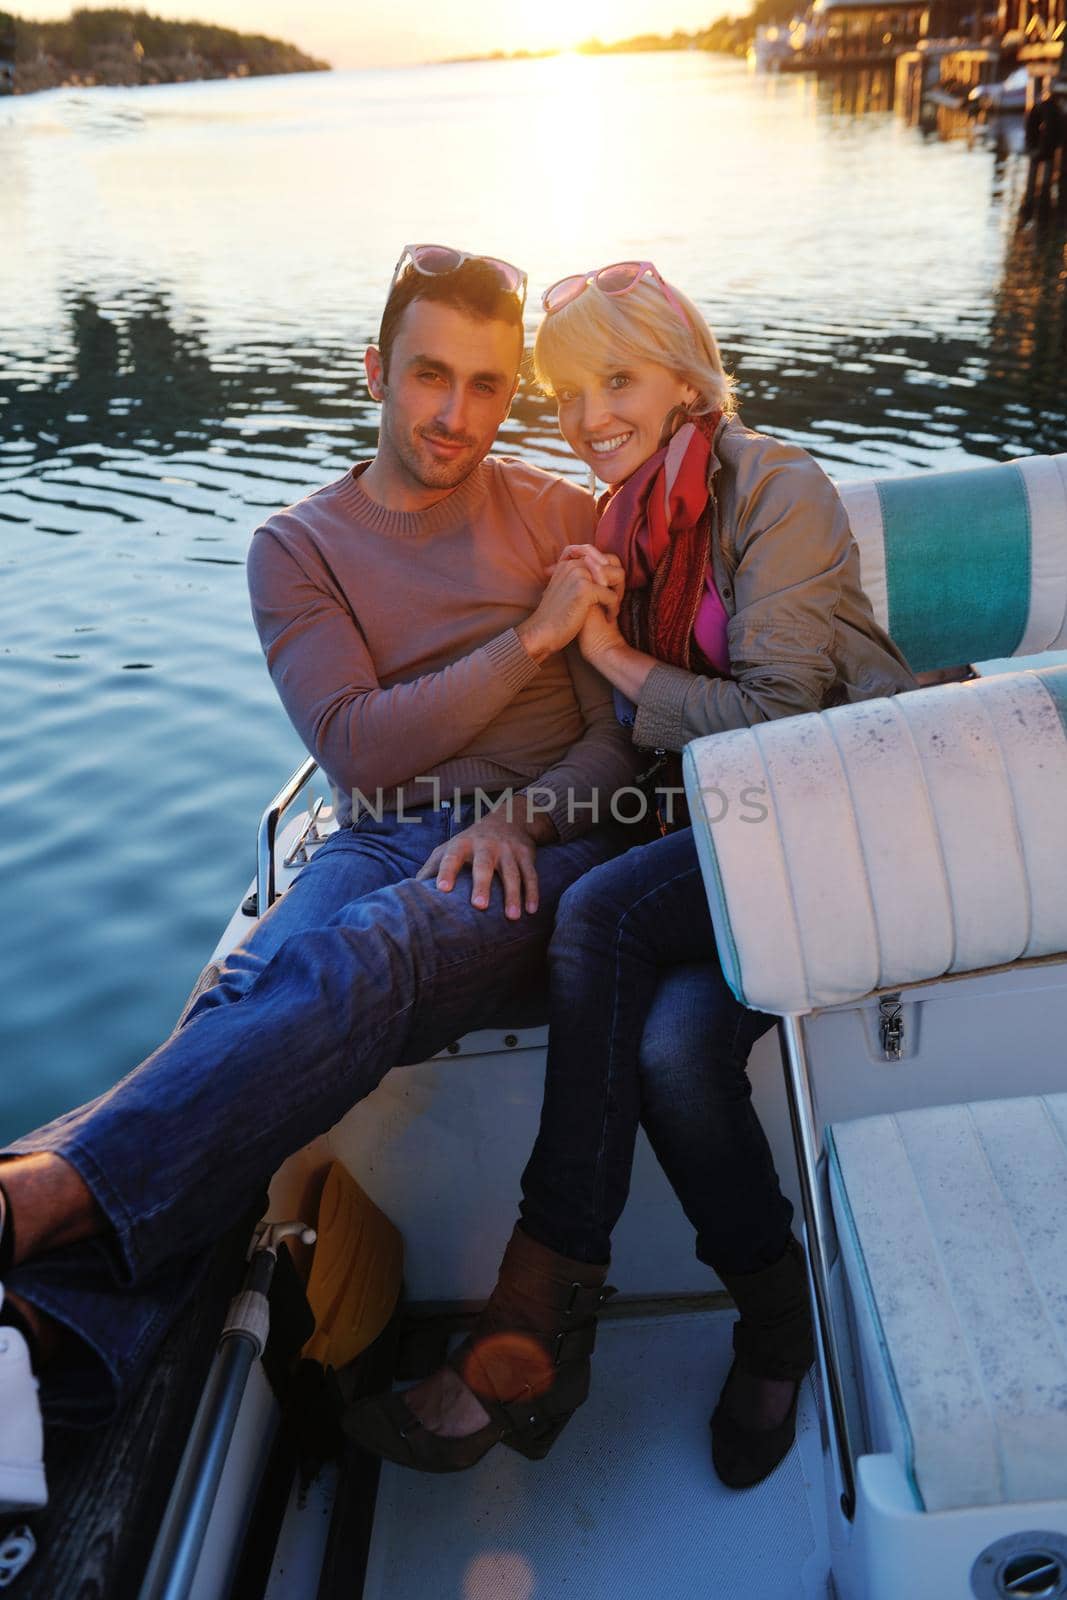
[3,7,328,94]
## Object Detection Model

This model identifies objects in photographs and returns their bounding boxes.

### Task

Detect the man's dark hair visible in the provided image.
[377,260,525,380]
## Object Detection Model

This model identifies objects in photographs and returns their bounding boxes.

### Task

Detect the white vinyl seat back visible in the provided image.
[837,453,1067,671]
[829,1095,1067,1512]
[682,664,1067,1015]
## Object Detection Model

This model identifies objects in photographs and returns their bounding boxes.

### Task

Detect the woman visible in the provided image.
[348,262,915,1485]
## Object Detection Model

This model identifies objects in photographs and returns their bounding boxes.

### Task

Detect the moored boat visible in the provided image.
[968,66,1030,114]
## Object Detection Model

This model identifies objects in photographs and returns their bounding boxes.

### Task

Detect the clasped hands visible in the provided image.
[522,542,627,668]
[416,545,628,919]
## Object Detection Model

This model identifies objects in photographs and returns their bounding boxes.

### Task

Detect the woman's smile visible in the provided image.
[586,430,635,459]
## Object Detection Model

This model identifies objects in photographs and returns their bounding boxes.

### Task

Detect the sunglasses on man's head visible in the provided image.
[542,261,688,327]
[391,243,528,308]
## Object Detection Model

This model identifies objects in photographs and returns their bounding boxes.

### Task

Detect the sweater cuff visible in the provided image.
[632,663,693,751]
[485,628,542,692]
[545,794,579,845]
[514,782,577,844]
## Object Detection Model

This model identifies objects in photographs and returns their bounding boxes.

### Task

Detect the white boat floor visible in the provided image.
[362,1308,831,1600]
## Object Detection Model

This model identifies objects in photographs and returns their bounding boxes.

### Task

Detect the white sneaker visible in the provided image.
[0,1288,47,1513]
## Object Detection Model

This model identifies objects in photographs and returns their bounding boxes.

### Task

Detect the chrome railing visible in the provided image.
[778,1014,858,1520]
[255,755,319,916]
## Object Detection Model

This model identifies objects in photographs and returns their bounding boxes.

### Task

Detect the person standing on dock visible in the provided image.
[0,244,642,1512]
[1022,84,1065,219]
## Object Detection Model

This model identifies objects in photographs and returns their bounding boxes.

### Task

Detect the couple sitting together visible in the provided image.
[0,244,914,1512]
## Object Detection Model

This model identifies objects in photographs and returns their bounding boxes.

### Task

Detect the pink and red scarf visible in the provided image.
[595,409,723,671]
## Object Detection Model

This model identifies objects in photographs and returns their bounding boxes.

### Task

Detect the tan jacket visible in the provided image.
[632,416,916,753]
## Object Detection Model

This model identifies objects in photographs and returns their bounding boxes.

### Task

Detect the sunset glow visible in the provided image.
[510,0,615,52]
[8,0,726,69]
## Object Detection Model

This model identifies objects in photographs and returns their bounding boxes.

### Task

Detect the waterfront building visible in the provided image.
[1004,0,1066,93]
[809,0,926,62]
[897,0,1063,119]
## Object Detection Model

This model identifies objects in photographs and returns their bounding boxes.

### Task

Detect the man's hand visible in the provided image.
[516,554,618,664]
[550,543,628,668]
[553,544,626,620]
[415,808,554,920]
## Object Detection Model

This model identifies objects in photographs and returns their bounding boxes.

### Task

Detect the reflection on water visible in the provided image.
[0,287,379,467]
[5,226,1063,491]
[1,53,1066,1136]
[818,66,896,116]
[991,225,1067,451]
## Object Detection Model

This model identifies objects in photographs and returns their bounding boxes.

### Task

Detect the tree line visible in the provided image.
[1,6,328,92]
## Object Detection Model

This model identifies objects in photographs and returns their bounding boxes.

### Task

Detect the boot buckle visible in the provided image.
[552,1323,598,1365]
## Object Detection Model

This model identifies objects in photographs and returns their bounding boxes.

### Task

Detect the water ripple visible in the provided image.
[2,53,1066,1136]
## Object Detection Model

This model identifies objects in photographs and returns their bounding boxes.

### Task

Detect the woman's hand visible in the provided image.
[517,556,617,663]
[578,601,626,666]
[549,544,625,621]
[547,543,652,698]
[549,542,639,676]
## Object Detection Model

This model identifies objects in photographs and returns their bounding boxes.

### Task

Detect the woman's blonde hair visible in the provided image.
[533,276,737,417]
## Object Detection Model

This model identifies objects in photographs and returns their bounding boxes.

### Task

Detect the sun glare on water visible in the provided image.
[512,0,614,52]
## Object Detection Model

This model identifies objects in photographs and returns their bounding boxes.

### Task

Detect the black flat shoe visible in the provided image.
[709,1359,802,1489]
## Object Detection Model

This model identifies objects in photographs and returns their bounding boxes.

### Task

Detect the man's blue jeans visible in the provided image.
[3,804,627,1425]
[520,827,792,1277]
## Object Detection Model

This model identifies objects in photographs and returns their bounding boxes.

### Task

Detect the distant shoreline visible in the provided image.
[434,25,751,66]
[1,6,329,95]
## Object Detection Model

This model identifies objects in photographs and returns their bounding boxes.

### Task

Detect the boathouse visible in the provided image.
[810,0,926,60]
[1005,0,1066,92]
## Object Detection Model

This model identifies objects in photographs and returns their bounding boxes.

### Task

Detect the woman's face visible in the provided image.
[553,356,698,485]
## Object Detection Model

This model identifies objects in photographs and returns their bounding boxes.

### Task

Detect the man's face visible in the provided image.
[368,300,522,494]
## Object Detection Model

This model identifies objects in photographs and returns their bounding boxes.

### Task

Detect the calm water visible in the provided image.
[2,54,1066,1138]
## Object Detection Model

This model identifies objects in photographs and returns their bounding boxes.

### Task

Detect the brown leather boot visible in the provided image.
[710,1236,815,1489]
[344,1225,614,1473]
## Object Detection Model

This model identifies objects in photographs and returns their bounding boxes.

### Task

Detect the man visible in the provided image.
[0,245,639,1508]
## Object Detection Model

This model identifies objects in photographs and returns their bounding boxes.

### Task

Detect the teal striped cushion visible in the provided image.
[877,463,1031,672]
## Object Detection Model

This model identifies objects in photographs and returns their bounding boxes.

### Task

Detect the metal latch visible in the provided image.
[878,993,905,1061]
[283,793,325,868]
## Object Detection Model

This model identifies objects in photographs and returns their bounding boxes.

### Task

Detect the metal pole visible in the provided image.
[137,1332,260,1600]
[778,1014,858,1520]
[138,1222,315,1600]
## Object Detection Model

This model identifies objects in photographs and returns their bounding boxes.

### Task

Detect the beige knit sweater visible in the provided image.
[247,455,639,838]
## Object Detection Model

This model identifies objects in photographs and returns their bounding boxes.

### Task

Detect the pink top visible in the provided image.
[692,566,731,677]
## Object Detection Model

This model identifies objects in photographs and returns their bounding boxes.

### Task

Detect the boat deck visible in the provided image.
[360,1306,830,1600]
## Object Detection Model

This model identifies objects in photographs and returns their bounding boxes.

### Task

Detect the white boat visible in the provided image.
[968,66,1030,115]
[748,25,797,73]
[21,451,1067,1599]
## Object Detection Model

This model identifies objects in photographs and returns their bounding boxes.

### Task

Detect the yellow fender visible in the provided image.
[302,1162,404,1369]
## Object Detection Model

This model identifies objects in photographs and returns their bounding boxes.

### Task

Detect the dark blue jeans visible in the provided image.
[3,805,627,1424]
[520,827,792,1277]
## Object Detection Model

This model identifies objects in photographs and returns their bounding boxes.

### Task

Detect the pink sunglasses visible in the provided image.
[391,243,528,307]
[541,260,688,324]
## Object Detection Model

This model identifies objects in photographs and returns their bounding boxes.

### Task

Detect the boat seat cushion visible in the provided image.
[829,1095,1067,1512]
[683,663,1067,1014]
[838,453,1067,672]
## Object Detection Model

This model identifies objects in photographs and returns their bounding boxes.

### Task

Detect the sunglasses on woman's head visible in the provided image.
[542,261,688,327]
[391,243,528,308]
